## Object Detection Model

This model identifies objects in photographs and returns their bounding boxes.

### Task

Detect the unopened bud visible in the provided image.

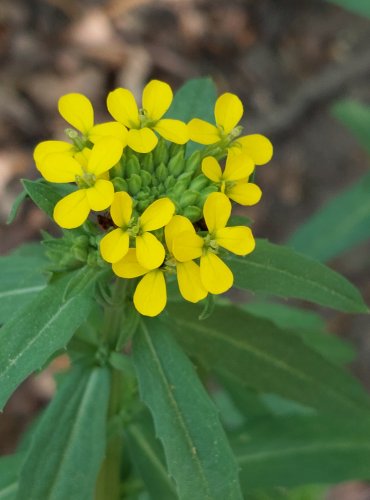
[112,177,128,192]
[189,174,210,191]
[128,174,142,195]
[136,188,150,201]
[153,139,169,165]
[157,183,165,194]
[198,185,218,205]
[156,163,168,182]
[169,143,185,158]
[185,151,201,173]
[126,157,141,177]
[140,170,152,188]
[183,205,202,222]
[73,246,88,262]
[168,150,185,177]
[180,190,199,208]
[164,175,176,190]
[141,152,154,173]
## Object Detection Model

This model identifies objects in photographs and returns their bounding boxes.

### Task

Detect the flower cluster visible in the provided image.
[34,80,272,316]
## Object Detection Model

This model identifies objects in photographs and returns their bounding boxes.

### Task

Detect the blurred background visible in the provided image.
[0,0,369,497]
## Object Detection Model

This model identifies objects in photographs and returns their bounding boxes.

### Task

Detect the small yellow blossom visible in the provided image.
[33,140,76,173]
[100,192,175,269]
[202,152,262,206]
[188,92,273,166]
[58,93,128,145]
[164,215,208,303]
[39,137,123,229]
[113,249,167,317]
[107,80,189,153]
[172,192,255,294]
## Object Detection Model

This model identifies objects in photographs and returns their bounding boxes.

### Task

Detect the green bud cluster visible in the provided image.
[110,140,218,222]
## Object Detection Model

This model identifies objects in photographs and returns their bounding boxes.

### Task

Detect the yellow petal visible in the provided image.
[38,153,83,183]
[53,189,90,229]
[136,232,165,270]
[33,140,74,170]
[223,151,254,181]
[100,228,129,264]
[85,179,114,211]
[87,137,123,176]
[142,80,173,121]
[187,119,220,145]
[200,252,233,294]
[172,230,204,262]
[127,128,158,153]
[134,270,167,317]
[164,215,194,254]
[74,148,91,169]
[107,88,140,128]
[140,197,175,232]
[203,192,231,233]
[236,134,273,165]
[214,93,243,134]
[176,261,208,303]
[216,226,255,255]
[227,182,262,206]
[58,93,94,135]
[201,156,222,182]
[154,119,189,144]
[89,121,128,146]
[112,248,147,278]
[110,191,133,228]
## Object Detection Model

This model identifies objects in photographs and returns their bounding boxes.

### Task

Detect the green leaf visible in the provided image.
[132,319,243,500]
[226,239,368,313]
[332,100,370,154]
[22,179,74,218]
[167,78,217,156]
[17,366,110,500]
[167,302,370,415]
[0,453,24,500]
[0,274,94,410]
[0,248,48,324]
[7,188,28,224]
[288,172,370,262]
[243,301,355,365]
[233,415,370,490]
[326,0,370,19]
[125,411,177,500]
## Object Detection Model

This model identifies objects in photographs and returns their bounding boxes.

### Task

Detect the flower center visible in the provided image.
[75,172,96,188]
[203,233,218,254]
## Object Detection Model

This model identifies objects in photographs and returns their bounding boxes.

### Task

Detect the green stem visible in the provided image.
[95,279,128,500]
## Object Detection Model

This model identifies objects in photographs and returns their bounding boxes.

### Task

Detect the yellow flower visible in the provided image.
[164,215,208,303]
[172,192,255,294]
[33,140,76,173]
[100,192,175,269]
[107,80,189,154]
[39,137,123,229]
[202,152,262,206]
[188,92,273,165]
[113,249,167,317]
[58,93,128,145]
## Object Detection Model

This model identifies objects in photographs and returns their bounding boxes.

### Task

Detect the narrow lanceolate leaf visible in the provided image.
[332,100,370,155]
[125,411,177,500]
[233,415,370,490]
[0,249,47,324]
[288,172,370,262]
[132,319,243,500]
[326,0,370,19]
[226,239,368,313]
[0,453,24,500]
[167,303,370,416]
[0,274,94,410]
[17,366,110,500]
[22,179,74,218]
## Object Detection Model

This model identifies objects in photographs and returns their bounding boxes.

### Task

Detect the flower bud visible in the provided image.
[155,163,168,182]
[198,185,218,205]
[169,143,185,158]
[168,150,185,177]
[136,188,151,201]
[183,205,202,222]
[164,175,176,190]
[141,152,154,173]
[126,157,141,177]
[112,177,128,192]
[153,139,169,165]
[185,150,201,173]
[128,174,142,195]
[189,174,210,191]
[140,170,152,188]
[179,190,199,208]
